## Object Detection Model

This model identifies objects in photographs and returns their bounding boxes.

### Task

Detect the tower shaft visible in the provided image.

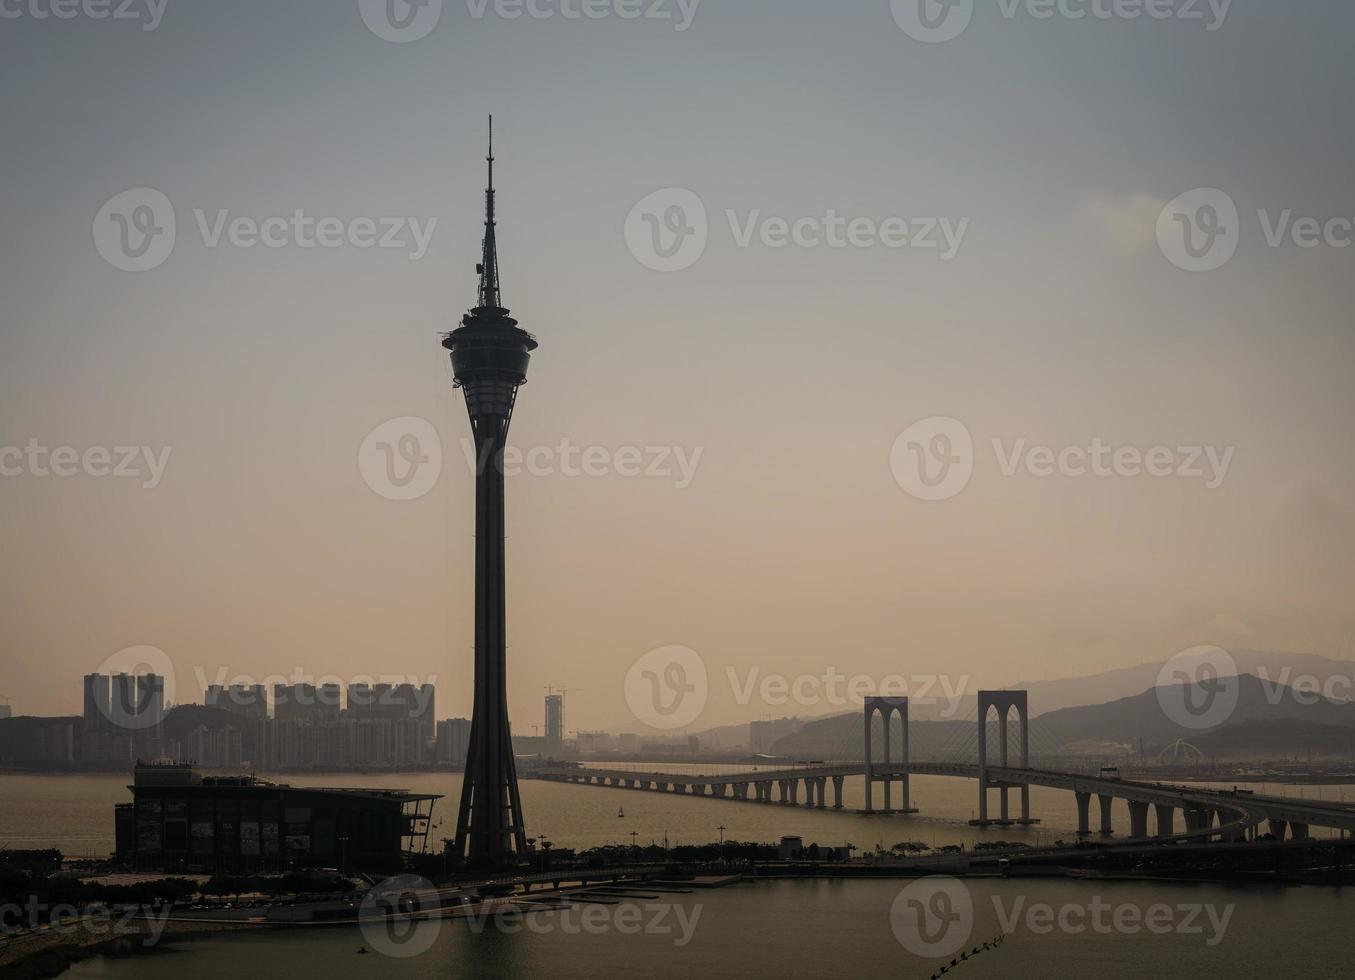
[445,118,537,867]
[452,415,528,862]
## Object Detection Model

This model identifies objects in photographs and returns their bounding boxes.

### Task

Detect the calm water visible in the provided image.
[58,879,1351,979]
[3,773,1349,977]
[1,771,1347,857]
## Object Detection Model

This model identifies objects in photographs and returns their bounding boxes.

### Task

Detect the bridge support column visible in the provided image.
[815,777,828,808]
[714,784,728,798]
[789,780,800,805]
[1128,801,1150,839]
[863,696,913,815]
[777,780,789,804]
[832,775,844,809]
[1268,818,1288,840]
[1184,808,1212,834]
[1098,794,1114,835]
[1075,792,1091,836]
[802,778,816,807]
[972,691,1030,827]
[1154,804,1175,838]
[1291,822,1310,840]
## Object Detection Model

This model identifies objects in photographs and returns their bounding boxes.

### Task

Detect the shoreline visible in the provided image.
[7,864,1348,978]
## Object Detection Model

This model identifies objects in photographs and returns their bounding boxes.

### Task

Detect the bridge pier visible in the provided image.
[789,780,800,805]
[1291,822,1310,840]
[1268,818,1287,840]
[1097,794,1114,835]
[971,691,1033,827]
[832,775,844,809]
[1075,792,1091,836]
[1154,804,1175,838]
[862,696,914,815]
[815,777,828,808]
[1184,807,1211,833]
[802,778,816,807]
[1128,801,1150,839]
[777,780,789,804]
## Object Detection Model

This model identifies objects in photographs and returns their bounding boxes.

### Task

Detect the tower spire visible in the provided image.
[478,114,501,310]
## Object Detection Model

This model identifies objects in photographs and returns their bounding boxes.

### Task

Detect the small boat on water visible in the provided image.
[617,807,625,818]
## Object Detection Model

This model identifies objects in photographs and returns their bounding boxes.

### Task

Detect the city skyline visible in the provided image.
[3,2,1353,733]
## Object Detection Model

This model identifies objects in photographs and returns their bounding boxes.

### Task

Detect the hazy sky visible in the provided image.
[2,0,1352,731]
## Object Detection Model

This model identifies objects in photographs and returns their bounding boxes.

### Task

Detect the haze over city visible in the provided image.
[5,4,1355,978]
[3,1,1352,734]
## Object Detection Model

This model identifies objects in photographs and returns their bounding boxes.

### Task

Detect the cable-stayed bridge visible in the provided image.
[526,692,1355,842]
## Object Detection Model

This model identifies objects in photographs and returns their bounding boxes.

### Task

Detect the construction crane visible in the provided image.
[544,686,583,741]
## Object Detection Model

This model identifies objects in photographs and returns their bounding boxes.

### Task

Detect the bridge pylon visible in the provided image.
[970,690,1039,827]
[858,696,918,815]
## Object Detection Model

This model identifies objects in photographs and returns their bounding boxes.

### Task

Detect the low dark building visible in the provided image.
[115,763,439,873]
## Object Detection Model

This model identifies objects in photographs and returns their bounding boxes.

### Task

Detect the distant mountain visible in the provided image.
[770,674,1355,763]
[1192,719,1355,761]
[1009,649,1355,717]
